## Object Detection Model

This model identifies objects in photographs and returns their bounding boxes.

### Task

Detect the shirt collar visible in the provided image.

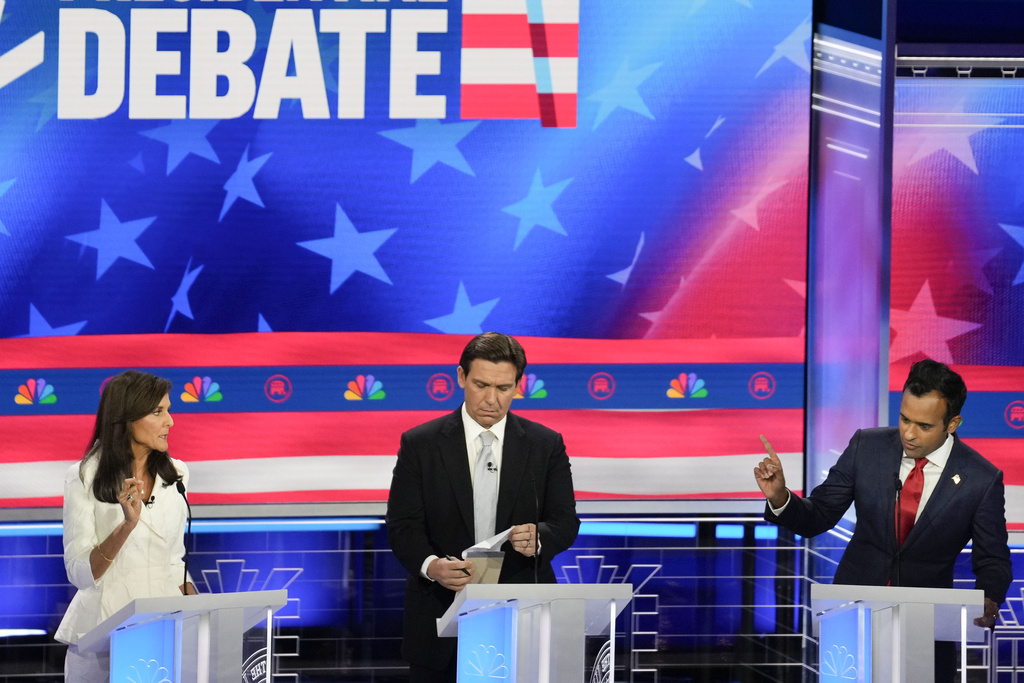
[904,432,954,469]
[461,403,507,444]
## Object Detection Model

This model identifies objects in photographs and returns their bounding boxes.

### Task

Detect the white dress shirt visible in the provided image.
[770,433,955,521]
[420,405,508,579]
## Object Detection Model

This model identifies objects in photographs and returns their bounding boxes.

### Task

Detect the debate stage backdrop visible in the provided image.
[890,77,1024,530]
[1,0,807,512]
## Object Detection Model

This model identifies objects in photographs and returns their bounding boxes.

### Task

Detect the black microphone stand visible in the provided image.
[176,481,193,595]
[894,475,903,587]
[530,474,539,584]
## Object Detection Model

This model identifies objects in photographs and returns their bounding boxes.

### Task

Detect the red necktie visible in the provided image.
[897,457,928,544]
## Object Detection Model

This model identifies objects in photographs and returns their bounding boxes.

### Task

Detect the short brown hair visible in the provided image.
[459,332,527,383]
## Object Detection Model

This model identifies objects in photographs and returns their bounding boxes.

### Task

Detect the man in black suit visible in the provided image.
[387,332,580,683]
[755,359,1012,682]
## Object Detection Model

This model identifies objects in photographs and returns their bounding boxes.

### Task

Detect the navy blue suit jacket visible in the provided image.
[386,408,580,670]
[766,427,1012,603]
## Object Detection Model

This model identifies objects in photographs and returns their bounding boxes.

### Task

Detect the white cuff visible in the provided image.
[420,555,439,581]
[768,490,791,516]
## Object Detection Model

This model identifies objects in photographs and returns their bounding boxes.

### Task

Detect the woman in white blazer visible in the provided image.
[56,370,195,682]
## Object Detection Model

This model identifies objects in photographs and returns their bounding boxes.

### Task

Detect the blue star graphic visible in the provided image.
[21,304,87,337]
[757,16,812,77]
[999,223,1024,285]
[164,259,205,332]
[29,84,57,132]
[258,314,273,332]
[139,120,220,175]
[66,200,157,279]
[246,0,276,54]
[220,145,272,221]
[502,170,573,249]
[0,177,14,235]
[379,119,481,183]
[424,281,499,334]
[589,60,662,130]
[298,204,396,293]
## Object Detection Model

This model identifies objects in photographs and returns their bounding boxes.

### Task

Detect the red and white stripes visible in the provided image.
[461,0,579,128]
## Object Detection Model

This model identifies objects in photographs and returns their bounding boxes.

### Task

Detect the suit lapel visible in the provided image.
[885,432,903,551]
[439,410,475,535]
[495,412,528,532]
[906,437,968,545]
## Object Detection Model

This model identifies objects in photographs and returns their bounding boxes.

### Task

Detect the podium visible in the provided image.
[811,583,985,683]
[437,584,632,683]
[76,589,288,683]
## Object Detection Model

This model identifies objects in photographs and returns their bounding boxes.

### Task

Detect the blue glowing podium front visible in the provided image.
[75,589,288,683]
[437,584,632,683]
[811,584,986,683]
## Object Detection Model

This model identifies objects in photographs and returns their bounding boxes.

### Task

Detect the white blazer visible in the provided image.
[55,456,191,645]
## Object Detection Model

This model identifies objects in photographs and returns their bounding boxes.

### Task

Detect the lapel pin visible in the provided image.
[952,474,961,485]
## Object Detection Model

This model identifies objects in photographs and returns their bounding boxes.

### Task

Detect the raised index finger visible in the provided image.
[759,434,782,465]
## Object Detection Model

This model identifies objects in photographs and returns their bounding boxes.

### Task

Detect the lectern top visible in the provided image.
[437,583,633,638]
[76,589,288,654]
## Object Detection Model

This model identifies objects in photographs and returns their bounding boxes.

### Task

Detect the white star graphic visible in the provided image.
[757,15,811,77]
[588,60,662,130]
[502,170,573,249]
[379,119,480,183]
[0,177,14,235]
[947,247,1001,295]
[607,233,645,286]
[889,280,982,364]
[424,281,499,334]
[730,179,788,231]
[220,145,273,221]
[164,259,205,332]
[902,104,1003,174]
[999,223,1024,285]
[689,0,752,15]
[139,120,221,175]
[66,200,157,279]
[20,304,87,337]
[297,204,396,293]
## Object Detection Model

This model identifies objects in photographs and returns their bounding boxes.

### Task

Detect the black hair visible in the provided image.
[903,359,967,427]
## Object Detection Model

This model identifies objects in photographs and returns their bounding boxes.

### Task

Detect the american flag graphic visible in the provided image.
[461,0,579,127]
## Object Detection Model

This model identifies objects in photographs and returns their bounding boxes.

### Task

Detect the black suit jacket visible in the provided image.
[766,427,1012,603]
[386,408,580,670]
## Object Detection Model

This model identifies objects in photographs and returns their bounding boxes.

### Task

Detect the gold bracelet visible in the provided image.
[96,547,114,563]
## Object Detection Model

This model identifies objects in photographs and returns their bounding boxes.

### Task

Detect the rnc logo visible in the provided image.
[587,372,615,400]
[427,372,456,401]
[264,374,293,403]
[1005,400,1024,429]
[748,372,776,400]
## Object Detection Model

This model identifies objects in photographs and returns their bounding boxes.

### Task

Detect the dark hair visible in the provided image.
[902,359,967,427]
[459,332,527,383]
[81,370,181,504]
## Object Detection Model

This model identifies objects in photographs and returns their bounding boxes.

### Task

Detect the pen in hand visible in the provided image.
[446,555,471,576]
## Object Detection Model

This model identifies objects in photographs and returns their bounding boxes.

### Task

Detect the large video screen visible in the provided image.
[890,77,1024,529]
[0,0,811,512]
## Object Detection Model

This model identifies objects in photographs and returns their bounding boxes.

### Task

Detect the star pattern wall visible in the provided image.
[0,0,811,341]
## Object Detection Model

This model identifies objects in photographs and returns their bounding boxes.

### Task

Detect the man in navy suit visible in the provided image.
[387,332,580,683]
[755,359,1012,681]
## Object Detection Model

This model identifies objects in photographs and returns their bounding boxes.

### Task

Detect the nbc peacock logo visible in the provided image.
[345,374,385,400]
[181,376,223,402]
[15,378,57,405]
[514,373,547,399]
[667,372,708,399]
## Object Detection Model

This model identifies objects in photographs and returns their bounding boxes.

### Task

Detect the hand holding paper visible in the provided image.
[461,527,511,584]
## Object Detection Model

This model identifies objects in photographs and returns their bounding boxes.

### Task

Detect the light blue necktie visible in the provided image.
[473,431,498,543]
